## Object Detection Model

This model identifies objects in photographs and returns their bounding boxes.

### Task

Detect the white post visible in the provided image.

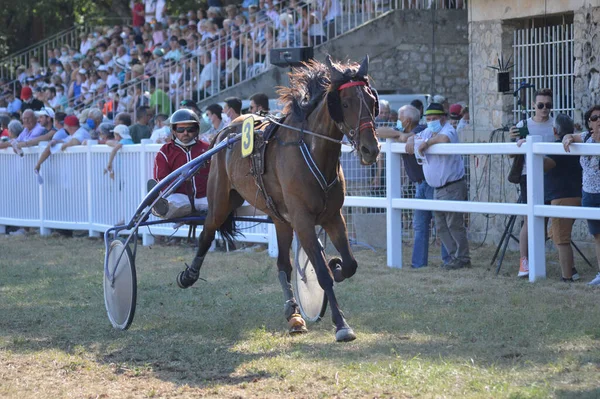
[526,135,545,281]
[386,140,403,268]
[267,223,278,258]
[39,144,50,236]
[140,140,155,246]
[87,141,100,237]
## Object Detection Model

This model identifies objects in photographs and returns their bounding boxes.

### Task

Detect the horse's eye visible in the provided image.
[342,102,349,109]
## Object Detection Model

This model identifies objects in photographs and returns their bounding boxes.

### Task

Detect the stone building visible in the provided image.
[467,0,600,243]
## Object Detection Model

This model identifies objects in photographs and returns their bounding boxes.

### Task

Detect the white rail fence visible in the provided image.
[1,135,599,282]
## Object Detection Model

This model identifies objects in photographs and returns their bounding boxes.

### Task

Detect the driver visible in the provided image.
[150,109,210,218]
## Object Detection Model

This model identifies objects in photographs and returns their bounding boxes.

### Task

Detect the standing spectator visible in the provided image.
[509,88,555,278]
[61,115,91,151]
[150,113,171,143]
[20,87,44,112]
[202,103,226,143]
[321,0,341,39]
[562,105,600,285]
[411,99,426,124]
[376,99,391,122]
[132,0,146,34]
[16,109,46,145]
[448,103,462,129]
[34,112,68,173]
[129,106,152,143]
[0,120,23,152]
[223,97,242,123]
[378,105,450,268]
[544,114,582,282]
[105,125,135,179]
[198,51,219,99]
[406,102,470,269]
[249,92,269,114]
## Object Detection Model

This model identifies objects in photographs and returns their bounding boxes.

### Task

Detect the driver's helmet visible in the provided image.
[168,108,201,128]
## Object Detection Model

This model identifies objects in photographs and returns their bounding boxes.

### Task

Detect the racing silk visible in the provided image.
[153,140,210,198]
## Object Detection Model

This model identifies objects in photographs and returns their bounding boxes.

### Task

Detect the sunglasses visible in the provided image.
[175,126,199,133]
[536,102,553,110]
[589,114,600,122]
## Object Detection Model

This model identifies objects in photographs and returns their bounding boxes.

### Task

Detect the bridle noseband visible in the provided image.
[335,80,377,151]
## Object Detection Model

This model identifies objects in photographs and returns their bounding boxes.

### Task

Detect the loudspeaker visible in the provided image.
[497,71,511,93]
[270,47,314,67]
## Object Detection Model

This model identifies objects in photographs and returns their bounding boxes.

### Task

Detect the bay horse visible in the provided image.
[177,55,380,342]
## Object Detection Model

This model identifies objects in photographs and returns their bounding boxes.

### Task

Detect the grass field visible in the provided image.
[1,233,600,398]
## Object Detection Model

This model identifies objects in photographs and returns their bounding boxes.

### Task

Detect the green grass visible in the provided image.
[1,233,600,398]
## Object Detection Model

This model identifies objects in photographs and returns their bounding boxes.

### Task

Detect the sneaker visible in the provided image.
[152,198,169,217]
[442,258,470,270]
[561,276,574,283]
[588,273,600,286]
[571,267,580,281]
[518,257,529,277]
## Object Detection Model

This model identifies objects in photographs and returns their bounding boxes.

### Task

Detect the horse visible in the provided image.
[176,55,381,342]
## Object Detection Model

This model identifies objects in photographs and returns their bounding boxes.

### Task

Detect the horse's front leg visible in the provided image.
[274,221,307,334]
[295,218,356,342]
[322,211,357,283]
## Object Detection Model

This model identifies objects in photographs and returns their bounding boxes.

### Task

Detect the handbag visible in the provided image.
[508,155,524,184]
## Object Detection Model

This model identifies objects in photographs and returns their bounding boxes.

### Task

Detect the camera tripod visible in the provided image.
[491,193,594,274]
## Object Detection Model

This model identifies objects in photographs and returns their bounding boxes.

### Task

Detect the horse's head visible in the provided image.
[326,55,381,165]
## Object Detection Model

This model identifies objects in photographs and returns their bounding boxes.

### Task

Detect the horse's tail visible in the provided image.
[218,211,242,248]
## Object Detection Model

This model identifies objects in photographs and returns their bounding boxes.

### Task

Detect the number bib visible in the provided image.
[241,116,254,158]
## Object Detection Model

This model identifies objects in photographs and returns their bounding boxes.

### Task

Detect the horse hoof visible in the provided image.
[328,258,345,282]
[176,271,192,289]
[335,327,357,342]
[288,314,308,335]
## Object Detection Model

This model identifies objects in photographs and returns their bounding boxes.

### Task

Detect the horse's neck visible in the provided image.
[303,99,343,179]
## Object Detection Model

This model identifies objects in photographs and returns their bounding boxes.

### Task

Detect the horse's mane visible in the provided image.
[277,58,368,121]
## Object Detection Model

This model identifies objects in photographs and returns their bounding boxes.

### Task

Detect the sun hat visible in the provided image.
[111,124,131,140]
[424,102,446,116]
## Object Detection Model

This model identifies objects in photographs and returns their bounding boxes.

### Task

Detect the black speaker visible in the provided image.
[270,47,314,67]
[497,72,511,93]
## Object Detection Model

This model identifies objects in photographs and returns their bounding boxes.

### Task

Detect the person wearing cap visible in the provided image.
[61,115,91,151]
[223,97,242,123]
[105,125,135,178]
[20,86,44,112]
[406,102,470,269]
[150,108,210,218]
[448,103,462,129]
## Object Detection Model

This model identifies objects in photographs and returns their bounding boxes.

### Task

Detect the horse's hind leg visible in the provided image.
[295,220,356,342]
[274,222,307,334]
[322,211,357,283]
[177,190,244,289]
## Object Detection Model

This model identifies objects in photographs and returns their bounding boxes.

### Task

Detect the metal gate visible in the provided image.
[512,21,574,121]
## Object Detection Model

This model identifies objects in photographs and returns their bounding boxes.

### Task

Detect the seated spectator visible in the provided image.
[130,106,152,143]
[150,113,171,143]
[149,77,172,115]
[151,108,210,218]
[544,114,582,282]
[105,124,135,179]
[202,103,226,143]
[20,87,44,112]
[115,112,133,127]
[61,115,92,151]
[4,91,22,114]
[0,116,9,141]
[18,107,58,148]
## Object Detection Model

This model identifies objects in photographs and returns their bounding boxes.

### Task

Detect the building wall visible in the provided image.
[467,0,600,244]
[199,9,469,109]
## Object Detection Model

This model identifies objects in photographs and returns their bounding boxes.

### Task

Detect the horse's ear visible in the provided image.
[356,55,369,78]
[325,55,344,82]
[327,91,344,123]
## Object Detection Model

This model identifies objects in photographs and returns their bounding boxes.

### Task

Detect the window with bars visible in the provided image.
[512,17,575,122]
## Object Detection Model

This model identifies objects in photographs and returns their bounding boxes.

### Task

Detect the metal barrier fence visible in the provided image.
[2,134,598,282]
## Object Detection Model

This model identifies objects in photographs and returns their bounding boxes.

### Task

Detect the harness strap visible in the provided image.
[299,140,339,193]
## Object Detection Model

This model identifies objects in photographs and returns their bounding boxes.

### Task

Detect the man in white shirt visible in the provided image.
[407,102,470,269]
[509,87,555,278]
